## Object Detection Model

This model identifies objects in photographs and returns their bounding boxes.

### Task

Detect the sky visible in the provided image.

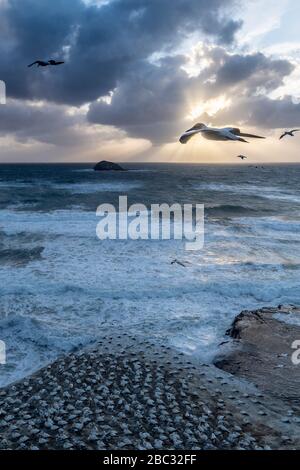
[0,0,300,163]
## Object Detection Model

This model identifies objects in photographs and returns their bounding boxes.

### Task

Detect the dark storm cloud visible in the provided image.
[0,100,83,145]
[0,0,241,105]
[0,0,84,100]
[214,51,294,92]
[212,95,300,129]
[87,55,196,143]
[0,0,298,150]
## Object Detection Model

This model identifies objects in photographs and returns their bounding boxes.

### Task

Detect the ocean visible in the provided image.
[0,162,300,387]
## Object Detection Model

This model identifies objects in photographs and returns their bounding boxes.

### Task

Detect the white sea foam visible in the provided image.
[274,312,300,327]
[1,205,300,387]
[53,182,142,193]
[195,182,300,203]
[0,180,141,193]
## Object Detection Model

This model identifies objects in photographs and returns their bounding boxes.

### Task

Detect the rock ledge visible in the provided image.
[215,305,300,403]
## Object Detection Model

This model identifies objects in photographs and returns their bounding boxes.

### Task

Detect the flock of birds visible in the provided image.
[27,58,299,161]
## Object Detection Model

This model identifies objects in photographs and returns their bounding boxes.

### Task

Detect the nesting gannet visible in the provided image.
[179,123,265,144]
[279,129,300,140]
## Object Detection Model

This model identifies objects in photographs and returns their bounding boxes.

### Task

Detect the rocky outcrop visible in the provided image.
[94,160,126,171]
[215,305,300,404]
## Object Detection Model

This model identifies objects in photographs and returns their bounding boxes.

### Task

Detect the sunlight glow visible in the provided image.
[188,95,231,121]
[181,42,213,77]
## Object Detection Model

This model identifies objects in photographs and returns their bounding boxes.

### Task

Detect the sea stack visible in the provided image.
[94,160,126,172]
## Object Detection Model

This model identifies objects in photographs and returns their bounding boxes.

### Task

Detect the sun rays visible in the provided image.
[188,95,232,121]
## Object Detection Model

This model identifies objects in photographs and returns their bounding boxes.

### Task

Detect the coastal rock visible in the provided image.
[94,160,126,172]
[215,305,300,402]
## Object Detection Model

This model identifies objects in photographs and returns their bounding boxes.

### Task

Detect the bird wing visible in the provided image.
[291,129,300,133]
[239,132,265,139]
[179,132,197,144]
[279,133,286,140]
[179,126,204,144]
[28,61,38,67]
[229,128,265,139]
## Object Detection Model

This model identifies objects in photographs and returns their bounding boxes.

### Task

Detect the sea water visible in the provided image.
[0,163,299,386]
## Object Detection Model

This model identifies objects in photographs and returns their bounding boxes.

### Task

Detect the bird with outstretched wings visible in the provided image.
[179,123,265,144]
[279,129,300,140]
[28,60,65,68]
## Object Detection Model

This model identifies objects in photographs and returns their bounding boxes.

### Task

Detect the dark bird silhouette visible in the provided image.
[28,60,65,68]
[279,129,300,140]
[171,259,186,267]
[28,60,49,68]
[237,155,247,160]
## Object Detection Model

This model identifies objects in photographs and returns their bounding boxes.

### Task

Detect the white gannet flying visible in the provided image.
[179,123,265,144]
[279,129,300,140]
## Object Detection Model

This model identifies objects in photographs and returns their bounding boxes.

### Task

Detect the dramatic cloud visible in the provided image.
[0,0,300,162]
[88,46,296,143]
[213,51,293,92]
[0,0,241,105]
[0,100,83,145]
[214,94,300,129]
[88,55,190,143]
[0,99,151,162]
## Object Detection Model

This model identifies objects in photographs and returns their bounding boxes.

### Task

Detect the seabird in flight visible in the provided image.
[171,259,186,267]
[279,129,300,140]
[28,60,64,68]
[179,123,265,144]
[237,155,247,160]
